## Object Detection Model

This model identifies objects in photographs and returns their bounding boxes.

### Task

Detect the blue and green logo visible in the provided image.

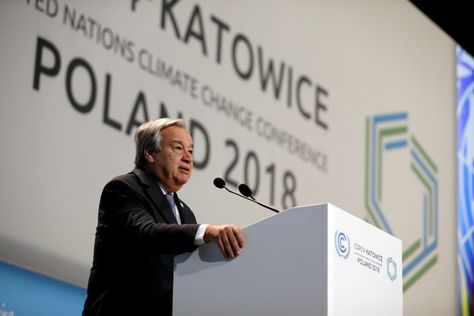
[365,112,438,291]
[387,257,398,281]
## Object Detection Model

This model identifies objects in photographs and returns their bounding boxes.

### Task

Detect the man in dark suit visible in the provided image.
[82,118,244,316]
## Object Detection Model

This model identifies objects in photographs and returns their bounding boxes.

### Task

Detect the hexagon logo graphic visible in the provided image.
[387,257,397,281]
[365,112,438,292]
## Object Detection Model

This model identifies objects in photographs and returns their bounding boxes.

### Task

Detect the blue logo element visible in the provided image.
[365,112,438,291]
[335,231,350,259]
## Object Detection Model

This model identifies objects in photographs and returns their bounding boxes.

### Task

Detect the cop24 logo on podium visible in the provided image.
[335,231,350,259]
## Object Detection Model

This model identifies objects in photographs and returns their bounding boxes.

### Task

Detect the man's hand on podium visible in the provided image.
[204,224,245,259]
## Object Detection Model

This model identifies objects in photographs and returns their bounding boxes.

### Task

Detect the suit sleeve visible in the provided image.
[98,179,199,255]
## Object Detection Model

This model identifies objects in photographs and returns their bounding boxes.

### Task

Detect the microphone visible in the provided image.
[238,183,255,200]
[213,177,226,189]
[213,177,279,214]
[213,177,251,200]
[238,183,279,213]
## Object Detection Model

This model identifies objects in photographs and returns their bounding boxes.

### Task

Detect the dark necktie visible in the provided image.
[166,193,181,224]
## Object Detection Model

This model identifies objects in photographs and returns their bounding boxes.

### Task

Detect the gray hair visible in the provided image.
[134,118,186,169]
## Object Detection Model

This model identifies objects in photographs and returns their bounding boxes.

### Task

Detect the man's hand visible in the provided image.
[204,224,245,259]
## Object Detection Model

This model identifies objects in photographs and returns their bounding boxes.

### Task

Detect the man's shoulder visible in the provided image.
[104,171,141,190]
[110,171,136,182]
[106,168,155,190]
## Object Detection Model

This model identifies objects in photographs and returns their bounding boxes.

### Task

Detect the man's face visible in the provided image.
[148,125,193,192]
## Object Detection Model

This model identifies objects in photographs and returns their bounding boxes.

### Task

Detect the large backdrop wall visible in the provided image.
[0,1,456,315]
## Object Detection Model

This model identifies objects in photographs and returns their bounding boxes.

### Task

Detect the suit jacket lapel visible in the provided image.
[174,192,187,224]
[174,192,195,224]
[133,168,178,224]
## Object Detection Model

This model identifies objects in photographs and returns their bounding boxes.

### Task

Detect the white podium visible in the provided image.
[173,203,402,316]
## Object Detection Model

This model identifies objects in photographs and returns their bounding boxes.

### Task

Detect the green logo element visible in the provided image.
[365,112,438,291]
[387,257,397,281]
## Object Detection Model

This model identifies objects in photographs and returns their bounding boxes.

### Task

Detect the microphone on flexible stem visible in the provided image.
[238,183,256,200]
[213,177,279,214]
[213,177,254,202]
[238,183,279,213]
